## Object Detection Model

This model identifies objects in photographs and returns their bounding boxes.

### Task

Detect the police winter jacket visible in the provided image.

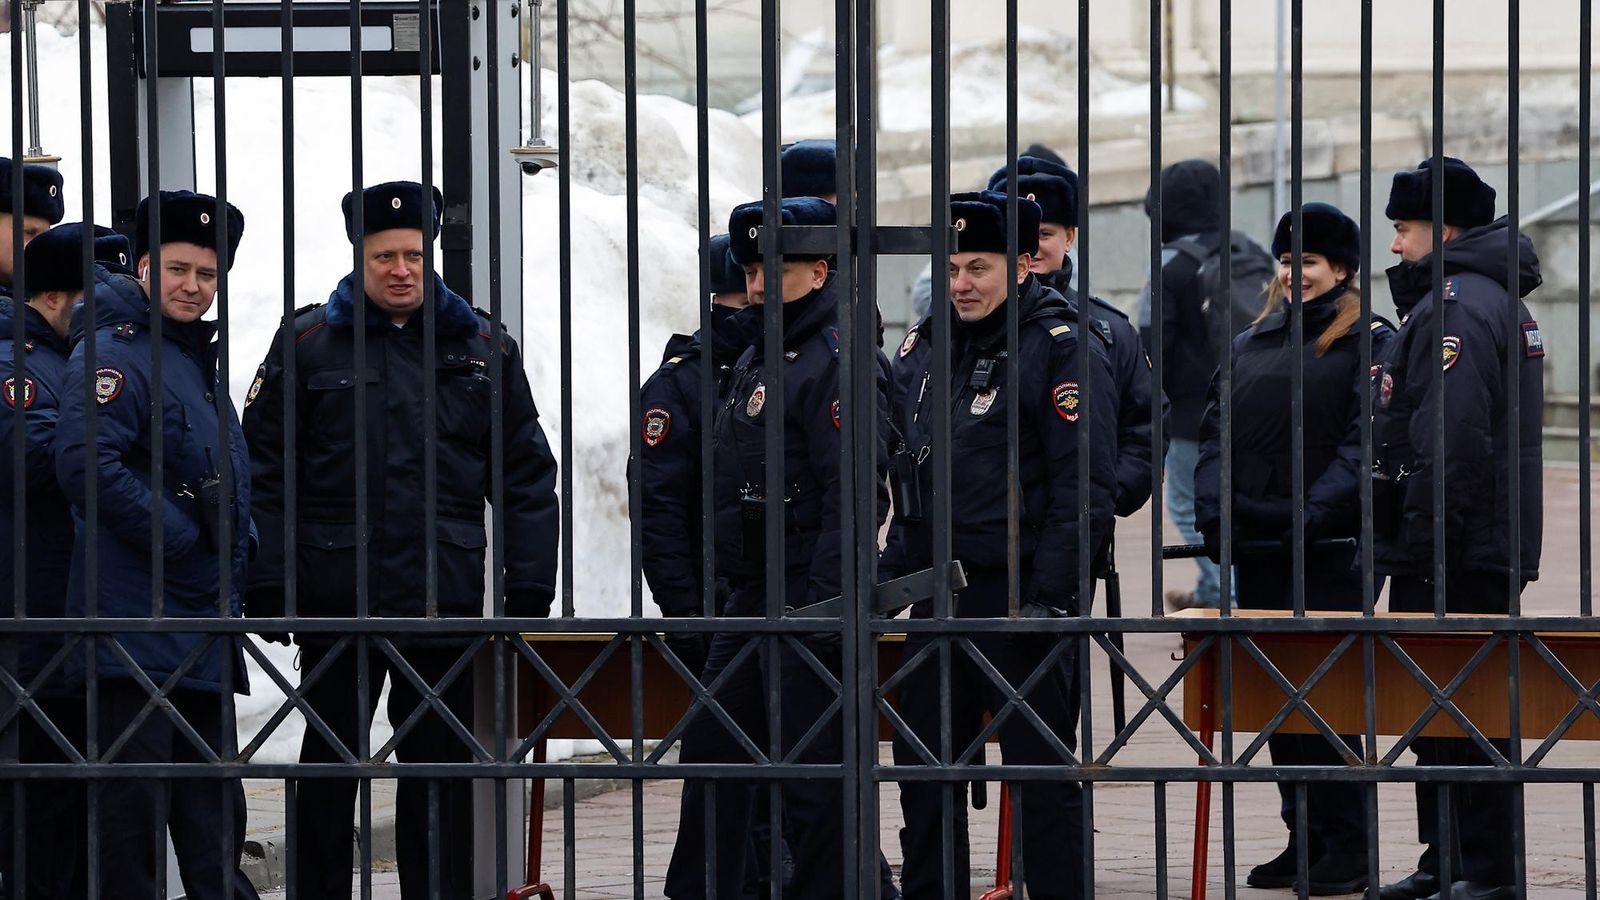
[1193,289,1395,606]
[710,278,890,613]
[1140,161,1224,440]
[54,268,253,695]
[242,271,560,624]
[881,275,1119,615]
[1373,219,1544,582]
[635,307,759,616]
[1,299,75,689]
[1042,260,1166,517]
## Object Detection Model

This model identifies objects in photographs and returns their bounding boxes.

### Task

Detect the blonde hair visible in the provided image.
[1253,274,1362,358]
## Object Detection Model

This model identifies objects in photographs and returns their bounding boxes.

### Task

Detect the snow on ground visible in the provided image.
[5,21,762,761]
[766,25,1204,138]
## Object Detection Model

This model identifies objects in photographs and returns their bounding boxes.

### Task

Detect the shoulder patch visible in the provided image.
[1522,321,1545,358]
[831,399,841,429]
[1052,380,1081,422]
[3,376,35,409]
[245,364,267,408]
[1441,335,1462,371]
[642,407,672,447]
[898,329,920,358]
[94,367,125,405]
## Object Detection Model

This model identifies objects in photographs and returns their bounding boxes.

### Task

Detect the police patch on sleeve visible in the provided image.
[1379,372,1394,408]
[1052,381,1080,422]
[245,364,266,408]
[94,368,125,405]
[898,329,919,358]
[1441,336,1462,372]
[746,383,766,417]
[642,407,672,447]
[831,399,841,429]
[970,388,996,417]
[2,377,35,409]
[1522,321,1545,358]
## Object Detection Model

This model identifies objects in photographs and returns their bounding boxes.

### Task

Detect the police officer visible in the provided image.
[638,233,755,672]
[0,160,64,298]
[1194,203,1392,895]
[1374,159,1541,900]
[242,182,560,899]
[881,191,1119,900]
[781,139,839,204]
[985,155,1161,518]
[0,222,125,898]
[663,196,893,899]
[53,191,258,900]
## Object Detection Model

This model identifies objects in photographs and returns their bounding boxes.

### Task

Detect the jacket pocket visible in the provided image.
[295,521,359,615]
[436,364,492,445]
[436,516,489,614]
[305,368,380,445]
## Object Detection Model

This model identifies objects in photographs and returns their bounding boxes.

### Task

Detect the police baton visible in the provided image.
[1162,537,1358,559]
[785,561,970,618]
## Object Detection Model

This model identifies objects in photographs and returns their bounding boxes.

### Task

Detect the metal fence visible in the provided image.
[2,0,1595,898]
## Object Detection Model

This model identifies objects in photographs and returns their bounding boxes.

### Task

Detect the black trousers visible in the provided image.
[94,680,259,900]
[664,630,895,899]
[0,691,87,899]
[1389,573,1518,886]
[1235,553,1374,861]
[292,641,476,900]
[893,572,1086,900]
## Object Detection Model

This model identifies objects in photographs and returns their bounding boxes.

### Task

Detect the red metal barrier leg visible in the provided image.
[508,739,555,900]
[1190,647,1216,900]
[977,784,1014,900]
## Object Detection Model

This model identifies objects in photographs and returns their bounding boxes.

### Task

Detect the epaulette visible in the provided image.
[1035,315,1103,347]
[111,321,139,342]
[1089,294,1131,322]
[1093,316,1115,347]
[293,303,329,343]
[1441,277,1459,301]
[823,326,841,357]
[1370,315,1397,336]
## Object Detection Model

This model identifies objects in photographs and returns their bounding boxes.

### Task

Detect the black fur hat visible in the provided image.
[1271,202,1362,274]
[1384,157,1496,228]
[987,156,1079,227]
[780,139,837,199]
[342,181,444,243]
[727,197,837,265]
[950,190,1042,257]
[0,160,64,224]
[134,191,245,269]
[706,233,744,294]
[20,223,129,294]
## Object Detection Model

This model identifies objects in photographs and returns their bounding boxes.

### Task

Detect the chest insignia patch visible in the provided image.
[1052,381,1080,423]
[1380,372,1394,408]
[245,364,266,408]
[94,367,125,405]
[1441,335,1462,372]
[642,406,671,447]
[1522,321,1545,358]
[746,383,766,418]
[113,322,137,341]
[898,330,919,358]
[969,388,996,417]
[3,377,35,409]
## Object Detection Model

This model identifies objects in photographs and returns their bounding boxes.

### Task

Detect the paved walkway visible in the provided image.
[250,467,1600,898]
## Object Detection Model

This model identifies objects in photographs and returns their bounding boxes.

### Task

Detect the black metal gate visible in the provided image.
[3,0,1596,897]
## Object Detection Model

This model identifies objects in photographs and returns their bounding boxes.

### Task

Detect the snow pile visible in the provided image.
[4,22,763,761]
[768,25,1205,138]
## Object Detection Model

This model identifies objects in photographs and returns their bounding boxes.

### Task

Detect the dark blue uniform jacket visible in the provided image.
[635,307,758,616]
[881,275,1119,615]
[711,278,890,614]
[242,272,560,622]
[55,269,253,695]
[1,299,75,691]
[1373,219,1544,582]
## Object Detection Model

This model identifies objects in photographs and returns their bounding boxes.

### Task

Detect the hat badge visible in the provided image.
[48,185,57,197]
[954,218,966,231]
[199,211,210,225]
[1026,192,1036,201]
[391,197,403,209]
[748,226,759,239]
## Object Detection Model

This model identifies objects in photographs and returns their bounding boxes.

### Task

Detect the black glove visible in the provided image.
[504,588,555,619]
[244,586,292,646]
[1199,525,1223,565]
[660,610,711,677]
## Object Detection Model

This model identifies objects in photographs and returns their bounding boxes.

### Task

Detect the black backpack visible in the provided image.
[1168,230,1276,363]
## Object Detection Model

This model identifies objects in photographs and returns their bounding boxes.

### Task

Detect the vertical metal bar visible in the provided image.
[1222,781,1236,900]
[21,0,40,157]
[557,0,574,624]
[1288,0,1305,618]
[1074,4,1097,895]
[1438,784,1453,890]
[142,0,165,621]
[1582,0,1594,619]
[1430,0,1447,616]
[348,3,373,897]
[1148,0,1164,622]
[694,0,715,624]
[1505,7,1527,897]
[1293,783,1309,899]
[75,0,101,891]
[429,781,442,900]
[421,2,440,625]
[1358,0,1375,619]
[564,775,576,900]
[1009,781,1024,899]
[1216,3,1238,896]
[1154,782,1168,900]
[1585,782,1597,899]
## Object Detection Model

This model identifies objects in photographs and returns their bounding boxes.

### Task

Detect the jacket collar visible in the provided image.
[0,299,68,356]
[325,270,481,339]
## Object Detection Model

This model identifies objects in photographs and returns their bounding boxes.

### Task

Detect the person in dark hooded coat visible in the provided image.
[880,191,1118,900]
[53,190,260,900]
[1140,159,1229,610]
[1194,203,1393,895]
[1373,158,1542,900]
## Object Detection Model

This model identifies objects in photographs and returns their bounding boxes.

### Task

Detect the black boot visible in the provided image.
[1379,870,1440,900]
[1247,843,1304,889]
[1302,853,1368,896]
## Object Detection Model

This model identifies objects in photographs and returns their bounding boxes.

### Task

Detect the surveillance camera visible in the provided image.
[511,144,560,176]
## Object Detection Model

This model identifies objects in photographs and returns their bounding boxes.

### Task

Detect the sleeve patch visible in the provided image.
[245,364,267,408]
[831,399,841,429]
[94,367,125,405]
[1522,321,1545,358]
[642,407,672,447]
[1053,380,1081,422]
[3,377,35,409]
[1441,335,1462,372]
[898,329,920,358]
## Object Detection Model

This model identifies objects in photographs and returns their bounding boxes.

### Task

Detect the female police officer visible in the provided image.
[1194,202,1393,896]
